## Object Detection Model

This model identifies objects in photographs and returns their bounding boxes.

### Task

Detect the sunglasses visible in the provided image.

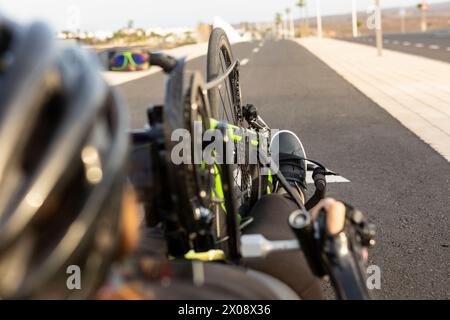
[109,51,150,71]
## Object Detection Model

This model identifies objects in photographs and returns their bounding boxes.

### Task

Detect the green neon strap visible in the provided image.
[213,163,227,213]
[184,249,225,261]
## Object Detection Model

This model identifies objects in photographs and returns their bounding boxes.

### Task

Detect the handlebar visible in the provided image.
[149,52,178,73]
[289,205,376,300]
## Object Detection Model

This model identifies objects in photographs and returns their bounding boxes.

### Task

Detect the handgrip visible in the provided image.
[149,52,177,73]
[305,167,327,210]
[312,170,326,193]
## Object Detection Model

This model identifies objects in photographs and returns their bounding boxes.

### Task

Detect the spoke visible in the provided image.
[217,53,233,122]
[218,87,231,122]
[219,52,236,124]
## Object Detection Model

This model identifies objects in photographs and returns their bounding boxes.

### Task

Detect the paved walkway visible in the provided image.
[296,37,450,162]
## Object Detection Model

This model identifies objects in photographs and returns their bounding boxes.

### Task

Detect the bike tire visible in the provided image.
[206,28,254,252]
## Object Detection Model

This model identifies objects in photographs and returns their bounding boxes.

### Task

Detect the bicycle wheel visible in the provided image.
[163,60,218,255]
[207,28,254,244]
[207,28,242,126]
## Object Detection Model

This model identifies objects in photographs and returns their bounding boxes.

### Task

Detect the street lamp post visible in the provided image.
[400,7,406,33]
[375,0,383,56]
[297,0,304,35]
[419,1,428,32]
[289,9,295,38]
[316,0,323,38]
[286,8,294,38]
[352,0,358,38]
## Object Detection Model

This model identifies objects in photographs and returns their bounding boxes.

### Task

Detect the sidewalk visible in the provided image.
[296,37,450,162]
[102,42,209,86]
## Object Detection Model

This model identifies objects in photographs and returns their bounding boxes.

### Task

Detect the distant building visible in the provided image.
[197,23,212,42]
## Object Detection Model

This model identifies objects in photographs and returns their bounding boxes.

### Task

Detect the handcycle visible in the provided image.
[128,28,376,300]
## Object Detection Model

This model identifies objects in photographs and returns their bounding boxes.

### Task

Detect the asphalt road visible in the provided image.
[343,29,450,63]
[117,39,450,299]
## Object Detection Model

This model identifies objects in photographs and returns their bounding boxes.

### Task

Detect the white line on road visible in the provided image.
[429,45,440,50]
[240,58,250,66]
[415,43,424,48]
[259,42,264,47]
[306,171,350,184]
[403,41,411,46]
[392,40,399,45]
[252,47,260,53]
[384,39,390,44]
[447,47,450,51]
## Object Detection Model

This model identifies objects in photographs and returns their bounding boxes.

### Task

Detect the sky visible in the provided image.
[0,0,448,31]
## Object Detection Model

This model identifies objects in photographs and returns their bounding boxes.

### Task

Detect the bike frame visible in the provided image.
[128,52,375,300]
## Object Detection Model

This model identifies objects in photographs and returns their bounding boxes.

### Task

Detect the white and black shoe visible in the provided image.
[270,130,307,194]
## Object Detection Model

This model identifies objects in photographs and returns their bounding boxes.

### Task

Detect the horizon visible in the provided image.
[1,0,448,32]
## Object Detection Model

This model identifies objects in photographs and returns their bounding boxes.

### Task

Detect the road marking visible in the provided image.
[384,39,390,44]
[415,43,424,48]
[259,42,264,47]
[252,47,260,53]
[392,40,399,45]
[447,47,450,51]
[240,58,249,66]
[306,171,350,184]
[428,45,440,50]
[403,41,411,46]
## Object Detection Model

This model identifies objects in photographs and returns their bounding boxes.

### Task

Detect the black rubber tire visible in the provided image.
[207,28,238,122]
[206,28,242,252]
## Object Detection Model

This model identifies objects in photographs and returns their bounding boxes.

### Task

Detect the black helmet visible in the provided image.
[0,16,129,298]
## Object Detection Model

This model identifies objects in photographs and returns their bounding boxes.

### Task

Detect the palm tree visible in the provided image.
[296,0,309,34]
[275,12,283,38]
[275,13,282,26]
[297,0,305,16]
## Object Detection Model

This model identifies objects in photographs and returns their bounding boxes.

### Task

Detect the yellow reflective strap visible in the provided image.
[210,118,219,129]
[213,163,227,213]
[214,164,224,199]
[184,249,226,261]
[231,133,243,142]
